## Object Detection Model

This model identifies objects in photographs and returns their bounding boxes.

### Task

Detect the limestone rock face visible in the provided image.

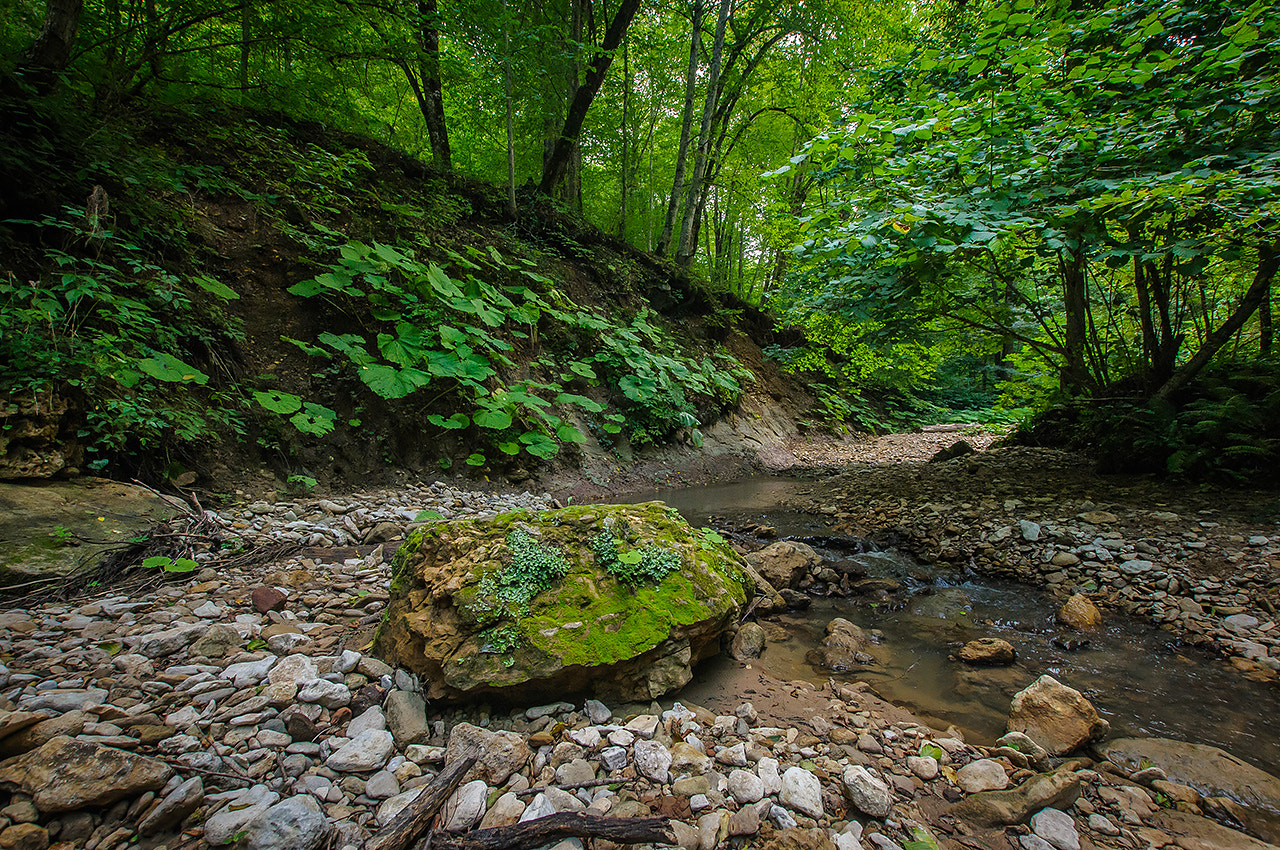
[0,735,172,813]
[374,503,752,703]
[745,541,821,589]
[1007,675,1109,756]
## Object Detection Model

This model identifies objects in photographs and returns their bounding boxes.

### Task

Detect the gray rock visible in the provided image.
[757,757,782,794]
[365,770,401,800]
[137,624,204,657]
[442,779,490,830]
[326,729,394,772]
[204,788,280,845]
[1020,520,1041,542]
[224,656,277,688]
[728,769,765,804]
[19,688,107,713]
[780,766,823,818]
[445,723,531,786]
[584,699,612,725]
[768,804,797,829]
[842,765,893,817]
[375,788,423,826]
[240,795,332,850]
[600,746,628,772]
[1030,807,1079,850]
[730,623,767,659]
[137,776,204,836]
[956,759,1008,793]
[634,740,672,783]
[346,706,386,739]
[297,678,350,709]
[385,689,431,746]
[267,655,319,687]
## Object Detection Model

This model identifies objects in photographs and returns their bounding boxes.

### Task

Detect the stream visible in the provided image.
[620,475,1280,778]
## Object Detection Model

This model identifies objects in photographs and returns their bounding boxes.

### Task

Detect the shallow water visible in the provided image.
[619,475,1280,777]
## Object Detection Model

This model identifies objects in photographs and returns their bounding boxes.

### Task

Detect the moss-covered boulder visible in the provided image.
[374,502,753,703]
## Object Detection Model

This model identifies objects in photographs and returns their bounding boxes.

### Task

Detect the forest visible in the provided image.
[1,0,1278,484]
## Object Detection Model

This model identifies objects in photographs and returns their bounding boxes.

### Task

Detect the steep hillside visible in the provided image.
[0,99,811,496]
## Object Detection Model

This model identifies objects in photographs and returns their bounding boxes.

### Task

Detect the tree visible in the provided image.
[538,0,643,196]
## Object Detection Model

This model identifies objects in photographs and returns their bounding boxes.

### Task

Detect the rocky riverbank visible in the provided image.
[787,444,1280,684]
[0,473,1277,850]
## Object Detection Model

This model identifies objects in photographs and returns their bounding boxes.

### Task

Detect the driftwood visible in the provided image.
[434,812,676,850]
[363,755,477,850]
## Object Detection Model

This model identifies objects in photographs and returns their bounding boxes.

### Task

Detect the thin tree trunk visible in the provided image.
[417,0,452,172]
[238,1,250,96]
[1060,246,1092,392]
[1153,244,1279,402]
[504,22,517,217]
[16,0,83,92]
[655,0,704,257]
[618,36,629,238]
[1262,275,1273,356]
[538,0,642,196]
[676,0,731,268]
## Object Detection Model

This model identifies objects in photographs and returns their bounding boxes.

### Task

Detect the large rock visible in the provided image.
[374,504,752,703]
[949,769,1082,827]
[444,723,531,786]
[745,541,821,589]
[1007,675,1109,756]
[0,736,172,813]
[958,638,1015,666]
[1056,594,1101,631]
[0,478,177,587]
[1100,738,1280,844]
[239,795,332,850]
[806,618,873,672]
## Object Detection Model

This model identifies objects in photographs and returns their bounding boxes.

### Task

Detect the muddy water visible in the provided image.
[620,476,1280,777]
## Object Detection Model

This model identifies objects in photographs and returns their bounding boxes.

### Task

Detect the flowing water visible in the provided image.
[620,476,1280,778]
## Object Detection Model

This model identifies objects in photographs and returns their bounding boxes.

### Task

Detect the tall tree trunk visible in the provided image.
[1262,275,1273,356]
[655,0,704,257]
[238,1,250,97]
[618,37,629,238]
[1153,244,1279,402]
[1060,246,1092,392]
[1133,254,1158,374]
[15,0,83,92]
[503,23,517,217]
[417,0,452,172]
[675,0,731,268]
[538,0,642,196]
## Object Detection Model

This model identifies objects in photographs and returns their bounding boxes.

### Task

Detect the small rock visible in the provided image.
[728,769,766,804]
[956,759,1008,793]
[1030,807,1079,850]
[252,587,288,613]
[1056,595,1101,631]
[1007,675,1109,756]
[326,729,395,772]
[634,740,672,783]
[958,638,1015,666]
[731,623,767,659]
[442,780,489,831]
[240,795,332,850]
[841,765,893,817]
[137,776,204,836]
[780,766,824,818]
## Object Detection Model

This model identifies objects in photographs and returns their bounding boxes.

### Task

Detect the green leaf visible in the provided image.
[193,275,239,300]
[520,432,559,459]
[556,392,606,413]
[618,549,643,565]
[291,403,337,435]
[427,413,470,430]
[556,423,587,443]
[360,364,430,399]
[141,556,171,569]
[136,352,208,385]
[165,558,198,573]
[465,453,486,466]
[253,390,303,415]
[497,441,521,455]
[415,509,445,521]
[474,409,513,430]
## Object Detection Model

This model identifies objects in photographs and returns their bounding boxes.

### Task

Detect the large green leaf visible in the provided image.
[359,364,430,399]
[136,352,208,385]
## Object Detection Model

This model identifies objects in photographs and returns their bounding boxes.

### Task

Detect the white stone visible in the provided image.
[239,794,331,850]
[728,769,765,804]
[204,789,280,845]
[906,755,938,780]
[442,780,489,831]
[326,729,394,772]
[297,678,350,709]
[780,766,823,818]
[346,706,387,738]
[376,788,423,826]
[841,765,893,817]
[365,770,401,800]
[634,740,672,783]
[757,757,782,794]
[956,758,1008,793]
[1031,807,1079,850]
[267,655,318,687]
[600,746,628,772]
[224,656,277,687]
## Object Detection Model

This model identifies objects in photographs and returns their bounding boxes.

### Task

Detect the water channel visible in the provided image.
[620,475,1280,779]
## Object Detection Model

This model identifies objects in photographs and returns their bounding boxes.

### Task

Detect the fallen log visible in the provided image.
[434,812,676,850]
[363,755,477,850]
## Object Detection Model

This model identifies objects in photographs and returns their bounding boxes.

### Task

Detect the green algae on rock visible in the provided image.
[374,502,753,703]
